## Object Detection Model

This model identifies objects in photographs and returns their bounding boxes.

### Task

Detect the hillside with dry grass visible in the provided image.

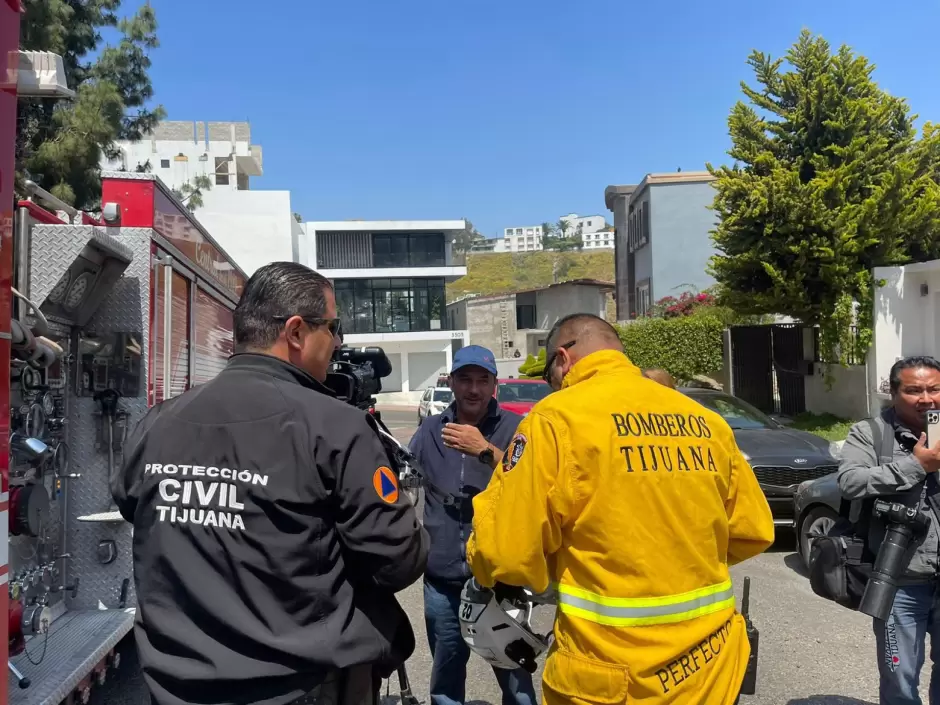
[447,250,615,302]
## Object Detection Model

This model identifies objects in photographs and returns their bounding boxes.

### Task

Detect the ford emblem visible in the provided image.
[794,458,808,464]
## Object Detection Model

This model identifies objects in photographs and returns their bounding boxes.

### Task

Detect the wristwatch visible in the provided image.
[478,447,495,465]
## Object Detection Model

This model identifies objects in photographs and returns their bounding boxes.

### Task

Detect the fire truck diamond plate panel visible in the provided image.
[9,610,134,705]
[64,228,152,612]
[28,226,134,307]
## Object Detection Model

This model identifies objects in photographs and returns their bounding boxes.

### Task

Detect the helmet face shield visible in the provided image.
[459,579,552,673]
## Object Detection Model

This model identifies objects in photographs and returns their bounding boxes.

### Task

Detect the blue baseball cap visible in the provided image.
[451,345,498,376]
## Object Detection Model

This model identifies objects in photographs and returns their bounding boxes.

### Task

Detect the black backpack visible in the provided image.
[807,418,891,609]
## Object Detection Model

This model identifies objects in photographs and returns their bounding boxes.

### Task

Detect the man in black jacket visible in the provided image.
[112,262,429,705]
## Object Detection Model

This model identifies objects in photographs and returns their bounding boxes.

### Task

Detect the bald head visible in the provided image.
[643,368,677,389]
[547,313,623,355]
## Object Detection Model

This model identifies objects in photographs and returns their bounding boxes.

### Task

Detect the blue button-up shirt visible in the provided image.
[407,398,522,584]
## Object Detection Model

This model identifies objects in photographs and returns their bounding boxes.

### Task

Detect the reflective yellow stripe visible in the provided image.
[554,579,735,627]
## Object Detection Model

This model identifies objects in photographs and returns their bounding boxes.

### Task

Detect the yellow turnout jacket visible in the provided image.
[466,350,775,705]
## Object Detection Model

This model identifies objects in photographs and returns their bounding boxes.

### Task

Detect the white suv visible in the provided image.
[418,386,453,424]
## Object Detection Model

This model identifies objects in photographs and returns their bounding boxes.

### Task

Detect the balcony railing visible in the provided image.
[315,231,468,269]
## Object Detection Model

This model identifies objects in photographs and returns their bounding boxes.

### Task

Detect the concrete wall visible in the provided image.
[463,294,519,358]
[534,284,606,329]
[364,336,457,397]
[649,181,718,299]
[805,364,870,420]
[196,189,295,276]
[292,218,306,265]
[447,299,469,331]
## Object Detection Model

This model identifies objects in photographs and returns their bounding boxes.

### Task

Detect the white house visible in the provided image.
[305,220,469,401]
[103,120,300,274]
[869,259,940,415]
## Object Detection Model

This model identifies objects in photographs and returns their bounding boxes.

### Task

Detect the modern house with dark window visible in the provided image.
[605,172,717,320]
[305,220,469,398]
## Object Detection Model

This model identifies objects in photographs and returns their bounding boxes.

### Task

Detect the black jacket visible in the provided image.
[111,353,429,705]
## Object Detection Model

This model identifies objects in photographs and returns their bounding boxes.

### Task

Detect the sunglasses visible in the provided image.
[543,340,576,383]
[274,316,342,337]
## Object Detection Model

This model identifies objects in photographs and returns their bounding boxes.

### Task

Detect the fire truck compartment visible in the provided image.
[9,608,133,705]
[3,172,246,703]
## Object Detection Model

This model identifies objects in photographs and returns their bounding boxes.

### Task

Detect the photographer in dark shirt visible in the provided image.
[112,262,428,705]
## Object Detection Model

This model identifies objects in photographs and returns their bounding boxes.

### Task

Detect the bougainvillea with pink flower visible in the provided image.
[648,291,716,318]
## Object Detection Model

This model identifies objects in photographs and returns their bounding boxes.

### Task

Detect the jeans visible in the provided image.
[424,578,538,705]
[874,583,940,705]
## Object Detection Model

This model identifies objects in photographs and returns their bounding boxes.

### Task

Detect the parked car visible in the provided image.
[679,388,841,529]
[792,472,842,570]
[418,386,453,424]
[495,378,552,416]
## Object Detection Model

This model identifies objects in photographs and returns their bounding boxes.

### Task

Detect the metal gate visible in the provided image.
[729,324,807,417]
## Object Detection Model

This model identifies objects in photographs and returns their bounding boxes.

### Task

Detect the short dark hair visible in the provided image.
[233,262,333,352]
[546,313,621,351]
[889,356,940,393]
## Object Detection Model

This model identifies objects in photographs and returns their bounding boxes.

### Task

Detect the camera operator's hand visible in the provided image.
[913,433,940,473]
[442,423,490,457]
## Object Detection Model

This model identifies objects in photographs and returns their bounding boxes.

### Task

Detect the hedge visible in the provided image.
[616,315,724,382]
[518,349,546,379]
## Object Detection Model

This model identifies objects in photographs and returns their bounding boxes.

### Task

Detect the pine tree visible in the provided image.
[17,0,166,209]
[708,30,940,364]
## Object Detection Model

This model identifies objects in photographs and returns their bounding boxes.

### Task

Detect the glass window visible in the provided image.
[372,233,445,267]
[433,389,454,403]
[333,278,447,334]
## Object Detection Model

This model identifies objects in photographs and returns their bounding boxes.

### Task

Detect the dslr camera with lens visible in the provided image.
[858,497,931,621]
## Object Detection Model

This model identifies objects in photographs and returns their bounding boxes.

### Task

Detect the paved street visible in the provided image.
[92,407,918,705]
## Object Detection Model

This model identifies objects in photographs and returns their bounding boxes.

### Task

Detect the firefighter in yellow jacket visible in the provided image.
[466,313,775,705]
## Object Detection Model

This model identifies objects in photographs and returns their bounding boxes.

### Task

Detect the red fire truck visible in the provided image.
[2,4,246,703]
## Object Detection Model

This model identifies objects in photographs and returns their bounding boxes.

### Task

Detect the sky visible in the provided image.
[143,0,940,238]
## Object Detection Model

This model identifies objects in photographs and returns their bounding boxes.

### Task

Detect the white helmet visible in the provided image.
[459,579,552,673]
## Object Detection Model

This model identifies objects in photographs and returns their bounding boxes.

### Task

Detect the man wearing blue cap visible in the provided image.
[408,345,537,705]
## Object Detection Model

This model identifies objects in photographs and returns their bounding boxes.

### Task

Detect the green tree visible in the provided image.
[17,0,166,209]
[708,30,940,365]
[453,219,486,253]
[172,174,213,212]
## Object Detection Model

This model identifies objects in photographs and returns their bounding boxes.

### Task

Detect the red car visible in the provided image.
[494,378,552,416]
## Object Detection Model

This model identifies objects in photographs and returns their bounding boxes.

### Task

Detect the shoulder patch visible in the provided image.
[503,433,527,472]
[373,466,400,504]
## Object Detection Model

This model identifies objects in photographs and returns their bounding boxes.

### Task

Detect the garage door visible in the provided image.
[409,352,447,392]
[381,353,402,393]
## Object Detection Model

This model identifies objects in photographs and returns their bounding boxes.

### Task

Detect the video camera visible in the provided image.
[858,497,931,621]
[325,345,394,411]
